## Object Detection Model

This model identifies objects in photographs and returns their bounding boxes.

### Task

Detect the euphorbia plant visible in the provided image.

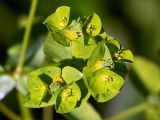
[24,6,133,113]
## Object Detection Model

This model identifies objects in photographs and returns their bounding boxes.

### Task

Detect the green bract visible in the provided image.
[86,68,124,102]
[44,6,70,29]
[25,6,134,113]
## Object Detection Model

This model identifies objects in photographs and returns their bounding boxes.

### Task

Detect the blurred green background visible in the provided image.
[0,0,159,120]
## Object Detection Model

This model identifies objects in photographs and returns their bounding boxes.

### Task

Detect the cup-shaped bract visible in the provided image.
[84,13,101,36]
[24,66,62,107]
[44,6,70,30]
[87,68,124,102]
[55,82,81,113]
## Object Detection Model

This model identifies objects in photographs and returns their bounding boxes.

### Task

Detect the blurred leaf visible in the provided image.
[130,56,160,96]
[25,66,61,107]
[65,102,102,120]
[16,75,28,95]
[0,75,15,100]
[62,66,82,84]
[44,6,70,30]
[44,33,72,62]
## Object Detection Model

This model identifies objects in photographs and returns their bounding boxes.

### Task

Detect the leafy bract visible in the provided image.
[85,68,124,102]
[25,66,61,107]
[62,66,82,84]
[44,33,72,62]
[55,82,81,113]
[84,13,101,36]
[44,6,70,30]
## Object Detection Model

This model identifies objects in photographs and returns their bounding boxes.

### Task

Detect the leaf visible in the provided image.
[25,66,62,107]
[62,66,82,84]
[130,56,160,96]
[0,75,15,100]
[44,6,70,30]
[118,49,134,63]
[55,82,81,113]
[84,13,101,36]
[43,33,72,62]
[16,74,28,95]
[86,68,124,102]
[64,102,102,120]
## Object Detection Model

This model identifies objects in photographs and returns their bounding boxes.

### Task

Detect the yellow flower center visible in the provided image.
[53,76,64,85]
[66,29,78,41]
[95,60,105,69]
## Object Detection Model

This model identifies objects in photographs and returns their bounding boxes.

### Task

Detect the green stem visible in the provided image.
[14,0,38,120]
[105,102,148,120]
[15,0,38,75]
[0,103,21,120]
[17,92,33,120]
[43,106,54,120]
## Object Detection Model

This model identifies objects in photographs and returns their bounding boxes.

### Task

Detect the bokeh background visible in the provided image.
[0,0,159,120]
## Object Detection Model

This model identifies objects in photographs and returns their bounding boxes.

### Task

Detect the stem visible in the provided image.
[105,102,148,120]
[15,0,38,75]
[43,106,54,120]
[0,103,21,120]
[17,92,33,120]
[14,0,38,120]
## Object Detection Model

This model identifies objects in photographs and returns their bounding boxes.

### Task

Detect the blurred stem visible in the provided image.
[105,102,148,120]
[15,0,38,74]
[17,92,33,120]
[43,106,54,120]
[0,103,21,120]
[14,0,38,120]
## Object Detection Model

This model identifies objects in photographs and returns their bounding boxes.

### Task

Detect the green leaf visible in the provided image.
[44,6,70,30]
[62,66,82,84]
[0,75,15,100]
[87,68,124,102]
[130,56,160,96]
[44,33,72,62]
[84,13,101,36]
[16,74,28,95]
[64,102,102,120]
[55,82,81,113]
[25,66,62,107]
